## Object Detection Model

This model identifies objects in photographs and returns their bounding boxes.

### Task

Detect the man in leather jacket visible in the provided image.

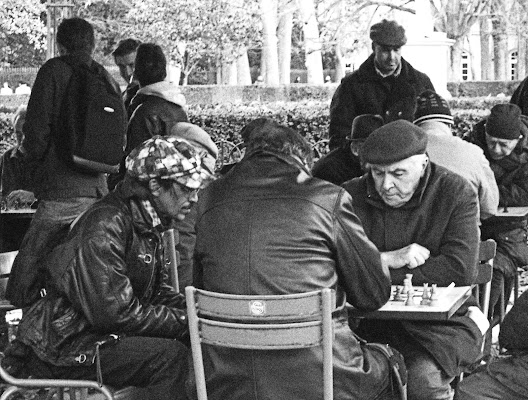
[193,120,406,400]
[8,137,212,400]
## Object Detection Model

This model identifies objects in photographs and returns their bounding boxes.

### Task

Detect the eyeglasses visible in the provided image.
[172,182,200,198]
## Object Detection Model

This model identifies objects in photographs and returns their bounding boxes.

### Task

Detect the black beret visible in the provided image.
[362,120,428,165]
[486,104,523,140]
[347,114,385,141]
[370,19,407,47]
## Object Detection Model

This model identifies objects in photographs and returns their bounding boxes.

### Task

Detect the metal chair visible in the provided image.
[0,251,149,400]
[186,286,335,400]
[162,228,180,293]
[473,239,496,320]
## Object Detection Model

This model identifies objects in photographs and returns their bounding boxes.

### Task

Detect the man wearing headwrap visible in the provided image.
[467,103,528,323]
[6,137,212,400]
[342,120,483,400]
[328,19,434,150]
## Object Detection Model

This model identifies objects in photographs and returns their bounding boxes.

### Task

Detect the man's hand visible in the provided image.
[380,243,430,270]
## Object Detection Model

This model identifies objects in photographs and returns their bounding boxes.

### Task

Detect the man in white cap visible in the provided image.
[6,136,212,400]
[328,19,434,150]
[343,120,484,400]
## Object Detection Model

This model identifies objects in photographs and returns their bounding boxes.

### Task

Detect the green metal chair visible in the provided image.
[186,286,335,400]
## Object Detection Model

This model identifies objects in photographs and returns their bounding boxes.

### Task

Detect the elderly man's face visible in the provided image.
[373,43,402,75]
[369,155,428,208]
[114,51,136,84]
[485,133,519,160]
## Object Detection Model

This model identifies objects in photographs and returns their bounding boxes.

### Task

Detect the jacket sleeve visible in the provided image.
[61,214,187,339]
[333,189,391,311]
[495,162,528,206]
[478,154,500,220]
[125,105,158,156]
[391,183,480,286]
[21,61,62,161]
[329,81,356,149]
[499,289,528,349]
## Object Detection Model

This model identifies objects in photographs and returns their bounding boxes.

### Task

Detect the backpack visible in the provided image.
[55,57,126,174]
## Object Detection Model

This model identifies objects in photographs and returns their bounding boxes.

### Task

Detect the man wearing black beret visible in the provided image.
[343,120,484,400]
[467,103,528,324]
[328,19,435,151]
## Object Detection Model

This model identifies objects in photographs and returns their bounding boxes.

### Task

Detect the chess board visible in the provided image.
[347,285,472,321]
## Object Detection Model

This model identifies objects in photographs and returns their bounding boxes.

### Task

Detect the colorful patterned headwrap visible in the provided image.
[125,136,212,189]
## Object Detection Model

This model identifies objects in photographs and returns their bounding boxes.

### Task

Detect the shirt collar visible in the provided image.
[375,61,402,78]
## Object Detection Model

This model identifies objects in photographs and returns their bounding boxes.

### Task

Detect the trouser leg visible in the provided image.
[27,336,190,400]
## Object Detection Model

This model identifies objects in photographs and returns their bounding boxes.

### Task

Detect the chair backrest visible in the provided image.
[162,229,180,293]
[473,239,496,318]
[0,251,18,306]
[185,286,335,400]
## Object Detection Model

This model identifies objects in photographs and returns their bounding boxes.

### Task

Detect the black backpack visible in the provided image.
[55,57,126,174]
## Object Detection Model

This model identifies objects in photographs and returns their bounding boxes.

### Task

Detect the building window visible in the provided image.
[511,51,518,80]
[461,52,469,81]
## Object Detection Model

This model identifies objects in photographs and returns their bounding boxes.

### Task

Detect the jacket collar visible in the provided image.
[365,161,432,210]
[113,181,165,235]
[358,54,411,82]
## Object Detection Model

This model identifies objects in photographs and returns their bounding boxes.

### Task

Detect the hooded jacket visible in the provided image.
[126,81,188,156]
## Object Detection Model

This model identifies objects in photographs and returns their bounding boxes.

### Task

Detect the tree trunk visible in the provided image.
[277,7,293,85]
[492,20,508,80]
[296,0,323,84]
[237,49,252,85]
[516,34,528,80]
[450,39,464,82]
[480,17,492,80]
[333,41,345,82]
[259,0,280,85]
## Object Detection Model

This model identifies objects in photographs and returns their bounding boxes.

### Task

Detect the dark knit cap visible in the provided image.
[362,120,428,165]
[346,114,385,141]
[486,104,523,140]
[370,19,407,47]
[413,90,453,125]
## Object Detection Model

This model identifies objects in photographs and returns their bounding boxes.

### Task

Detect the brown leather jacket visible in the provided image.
[193,150,393,399]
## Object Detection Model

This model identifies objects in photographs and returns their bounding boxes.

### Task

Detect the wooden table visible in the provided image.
[348,285,472,321]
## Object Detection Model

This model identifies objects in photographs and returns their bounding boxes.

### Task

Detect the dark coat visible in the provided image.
[511,76,528,116]
[467,120,528,276]
[20,52,112,200]
[194,151,394,400]
[311,145,364,186]
[329,54,434,150]
[342,163,482,377]
[16,181,187,366]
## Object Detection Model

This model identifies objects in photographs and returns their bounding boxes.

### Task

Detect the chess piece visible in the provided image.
[405,287,415,306]
[406,273,413,287]
[420,283,430,305]
[430,283,439,301]
[422,283,430,300]
[394,286,404,301]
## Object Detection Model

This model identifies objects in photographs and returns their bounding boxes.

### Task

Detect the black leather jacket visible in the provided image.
[16,181,187,366]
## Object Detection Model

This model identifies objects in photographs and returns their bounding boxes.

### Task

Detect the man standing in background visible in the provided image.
[328,19,434,150]
[112,38,141,112]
